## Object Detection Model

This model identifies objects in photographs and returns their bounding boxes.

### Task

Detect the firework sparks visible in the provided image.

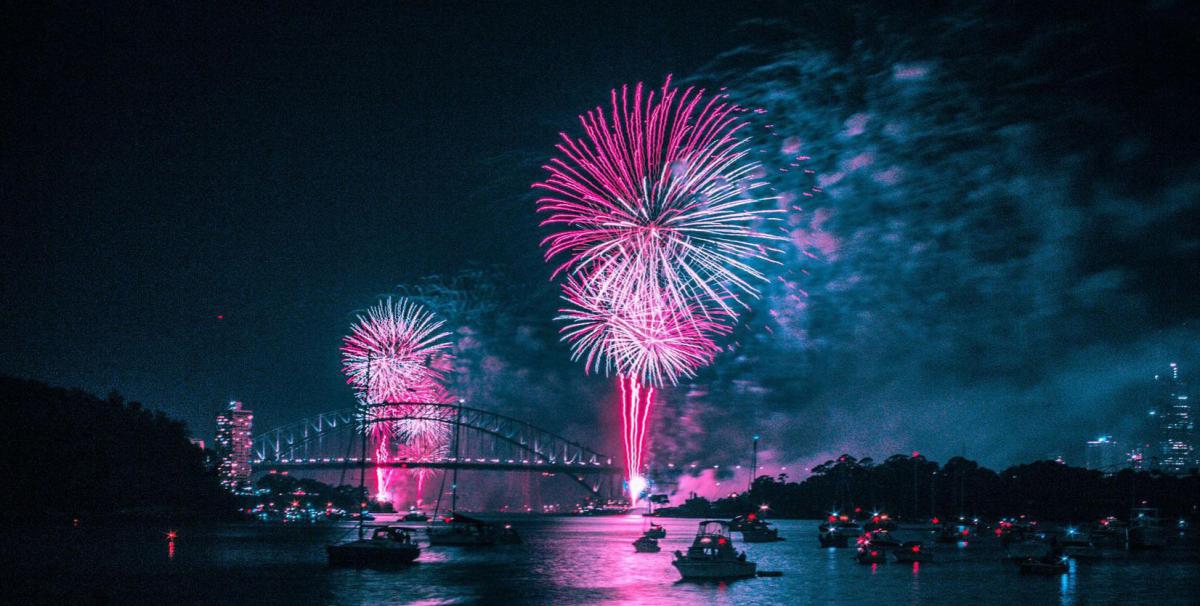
[342,298,454,504]
[535,77,780,500]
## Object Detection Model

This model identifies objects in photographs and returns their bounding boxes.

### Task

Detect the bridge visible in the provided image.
[250,402,622,494]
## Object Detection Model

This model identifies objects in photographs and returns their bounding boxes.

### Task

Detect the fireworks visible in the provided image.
[342,297,454,504]
[535,77,780,500]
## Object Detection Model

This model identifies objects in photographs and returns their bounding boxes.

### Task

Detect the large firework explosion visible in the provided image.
[535,76,781,500]
[342,297,453,504]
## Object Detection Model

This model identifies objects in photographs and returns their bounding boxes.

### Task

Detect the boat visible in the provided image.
[861,513,897,533]
[859,529,901,550]
[818,520,861,547]
[894,541,930,563]
[633,535,661,553]
[1059,527,1101,560]
[327,387,420,567]
[644,522,666,539]
[427,513,498,546]
[855,545,887,564]
[402,510,429,522]
[1089,517,1126,548]
[1018,555,1068,575]
[425,401,520,547]
[1128,508,1166,549]
[741,522,784,543]
[327,526,421,567]
[671,521,757,580]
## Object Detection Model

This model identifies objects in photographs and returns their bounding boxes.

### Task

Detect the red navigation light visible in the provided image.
[870,550,879,557]
[748,513,756,521]
[912,451,920,458]
[216,315,224,320]
[912,545,920,553]
[718,538,727,545]
[828,515,837,523]
[931,517,940,525]
[854,507,862,513]
[872,515,880,522]
[995,528,1003,536]
[166,530,177,540]
[961,529,969,536]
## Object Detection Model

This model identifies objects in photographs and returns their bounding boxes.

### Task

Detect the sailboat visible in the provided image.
[427,399,520,546]
[327,365,421,566]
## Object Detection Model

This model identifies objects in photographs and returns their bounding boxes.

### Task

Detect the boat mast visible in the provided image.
[450,398,463,513]
[358,352,371,540]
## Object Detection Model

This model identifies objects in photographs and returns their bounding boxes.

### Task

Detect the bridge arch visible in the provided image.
[250,402,620,495]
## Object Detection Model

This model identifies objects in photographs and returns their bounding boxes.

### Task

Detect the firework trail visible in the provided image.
[342,297,453,504]
[535,76,781,500]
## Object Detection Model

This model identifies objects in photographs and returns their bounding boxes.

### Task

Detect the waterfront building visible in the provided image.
[1085,435,1121,473]
[1151,363,1195,474]
[215,400,254,490]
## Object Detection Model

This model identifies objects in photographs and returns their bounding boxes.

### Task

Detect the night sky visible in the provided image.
[4,2,1198,474]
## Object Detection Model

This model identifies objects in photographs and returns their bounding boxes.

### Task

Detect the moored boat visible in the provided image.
[634,535,661,553]
[644,522,666,539]
[402,509,429,522]
[672,521,757,580]
[427,513,498,546]
[1129,508,1166,549]
[893,541,930,563]
[327,526,420,567]
[818,520,861,547]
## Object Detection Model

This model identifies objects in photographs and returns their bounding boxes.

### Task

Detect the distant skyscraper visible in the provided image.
[215,400,254,489]
[1151,363,1194,474]
[1085,435,1121,473]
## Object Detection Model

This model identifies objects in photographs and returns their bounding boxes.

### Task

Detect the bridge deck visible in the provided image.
[255,458,620,474]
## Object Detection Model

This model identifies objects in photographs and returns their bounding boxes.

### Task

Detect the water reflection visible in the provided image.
[3,519,1197,605]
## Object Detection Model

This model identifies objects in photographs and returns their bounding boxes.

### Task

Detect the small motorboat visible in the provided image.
[818,520,861,547]
[327,526,420,567]
[1018,555,1068,575]
[427,513,497,546]
[402,509,429,522]
[859,529,901,550]
[856,546,887,564]
[644,522,666,539]
[893,541,930,563]
[634,535,661,553]
[1128,508,1166,549]
[861,513,897,533]
[739,518,784,543]
[671,521,757,580]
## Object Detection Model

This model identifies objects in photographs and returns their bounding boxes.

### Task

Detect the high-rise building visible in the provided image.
[1151,363,1194,474]
[215,400,254,490]
[1085,435,1121,473]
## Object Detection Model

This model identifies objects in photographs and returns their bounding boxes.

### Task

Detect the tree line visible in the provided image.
[0,376,236,523]
[657,454,1200,522]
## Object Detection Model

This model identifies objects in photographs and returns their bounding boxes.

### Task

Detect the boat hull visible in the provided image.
[672,559,757,579]
[326,542,419,566]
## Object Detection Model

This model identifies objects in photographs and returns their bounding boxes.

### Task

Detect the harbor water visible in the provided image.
[7,517,1198,605]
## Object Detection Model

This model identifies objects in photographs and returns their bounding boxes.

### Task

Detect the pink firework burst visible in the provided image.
[535,75,783,316]
[341,297,452,404]
[342,298,453,504]
[558,265,731,386]
[534,77,780,501]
